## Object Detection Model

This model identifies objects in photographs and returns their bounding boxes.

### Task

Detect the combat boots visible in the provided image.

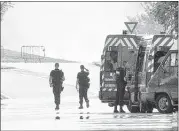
[114,106,119,113]
[78,104,83,109]
[86,101,89,108]
[120,106,125,113]
[55,104,59,110]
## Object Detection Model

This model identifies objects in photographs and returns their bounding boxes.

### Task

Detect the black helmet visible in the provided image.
[55,63,59,67]
[80,65,84,69]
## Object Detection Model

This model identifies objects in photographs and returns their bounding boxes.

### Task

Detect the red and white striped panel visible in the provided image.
[100,58,105,71]
[147,35,174,72]
[103,35,138,54]
[149,35,174,54]
[147,51,154,72]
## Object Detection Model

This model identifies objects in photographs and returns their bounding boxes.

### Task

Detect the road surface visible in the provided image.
[1,63,178,130]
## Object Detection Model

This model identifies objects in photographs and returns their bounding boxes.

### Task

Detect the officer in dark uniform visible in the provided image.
[114,61,127,113]
[49,63,65,110]
[76,65,90,109]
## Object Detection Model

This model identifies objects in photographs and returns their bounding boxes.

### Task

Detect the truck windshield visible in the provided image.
[104,51,117,71]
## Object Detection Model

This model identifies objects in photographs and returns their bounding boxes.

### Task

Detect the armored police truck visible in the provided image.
[99,34,178,114]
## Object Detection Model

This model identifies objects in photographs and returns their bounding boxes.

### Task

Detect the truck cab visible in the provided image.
[130,35,177,113]
[99,34,177,114]
[145,39,178,113]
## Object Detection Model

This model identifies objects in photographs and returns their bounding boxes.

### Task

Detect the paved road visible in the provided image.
[1,96,178,130]
[1,63,178,130]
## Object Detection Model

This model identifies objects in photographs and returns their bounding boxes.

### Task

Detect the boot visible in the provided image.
[86,101,89,108]
[78,104,83,109]
[120,106,125,113]
[55,104,59,110]
[114,105,119,113]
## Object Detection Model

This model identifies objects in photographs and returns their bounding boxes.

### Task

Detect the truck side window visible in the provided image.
[163,53,178,76]
[170,53,178,76]
[171,53,177,66]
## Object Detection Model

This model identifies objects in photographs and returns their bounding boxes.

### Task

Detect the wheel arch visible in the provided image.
[155,92,174,106]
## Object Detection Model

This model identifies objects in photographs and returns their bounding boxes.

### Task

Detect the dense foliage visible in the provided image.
[1,2,13,21]
[128,2,178,35]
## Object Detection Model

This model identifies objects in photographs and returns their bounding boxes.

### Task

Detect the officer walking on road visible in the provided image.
[114,61,127,113]
[76,65,90,109]
[49,63,65,110]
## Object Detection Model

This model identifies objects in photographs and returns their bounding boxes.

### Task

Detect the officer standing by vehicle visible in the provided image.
[49,63,65,110]
[114,61,127,113]
[76,65,90,109]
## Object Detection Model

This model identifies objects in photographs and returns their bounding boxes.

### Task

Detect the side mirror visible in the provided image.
[148,55,154,60]
[101,55,105,59]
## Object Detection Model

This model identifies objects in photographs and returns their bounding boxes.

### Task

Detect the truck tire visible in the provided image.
[156,94,173,114]
[127,100,140,113]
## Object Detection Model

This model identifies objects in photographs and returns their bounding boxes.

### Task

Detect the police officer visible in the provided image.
[76,65,90,109]
[114,61,127,113]
[110,51,118,71]
[49,63,65,110]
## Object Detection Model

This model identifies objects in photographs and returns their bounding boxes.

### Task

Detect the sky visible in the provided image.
[1,2,145,62]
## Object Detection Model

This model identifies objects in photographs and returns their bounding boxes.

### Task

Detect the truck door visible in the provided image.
[99,35,139,104]
[158,51,178,101]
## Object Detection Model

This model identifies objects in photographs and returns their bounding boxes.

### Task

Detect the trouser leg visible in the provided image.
[83,87,89,103]
[119,83,125,106]
[53,86,61,105]
[114,88,120,111]
[79,87,83,106]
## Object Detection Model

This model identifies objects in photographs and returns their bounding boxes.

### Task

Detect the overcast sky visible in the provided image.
[2,2,145,62]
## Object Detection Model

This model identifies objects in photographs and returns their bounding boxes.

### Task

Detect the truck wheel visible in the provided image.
[156,94,173,113]
[127,100,140,113]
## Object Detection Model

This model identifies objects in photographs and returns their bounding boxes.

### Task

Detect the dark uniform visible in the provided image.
[114,67,127,112]
[50,69,64,108]
[77,71,90,108]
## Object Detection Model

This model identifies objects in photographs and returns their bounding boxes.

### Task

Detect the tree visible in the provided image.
[1,2,13,21]
[127,13,164,35]
[142,2,178,34]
